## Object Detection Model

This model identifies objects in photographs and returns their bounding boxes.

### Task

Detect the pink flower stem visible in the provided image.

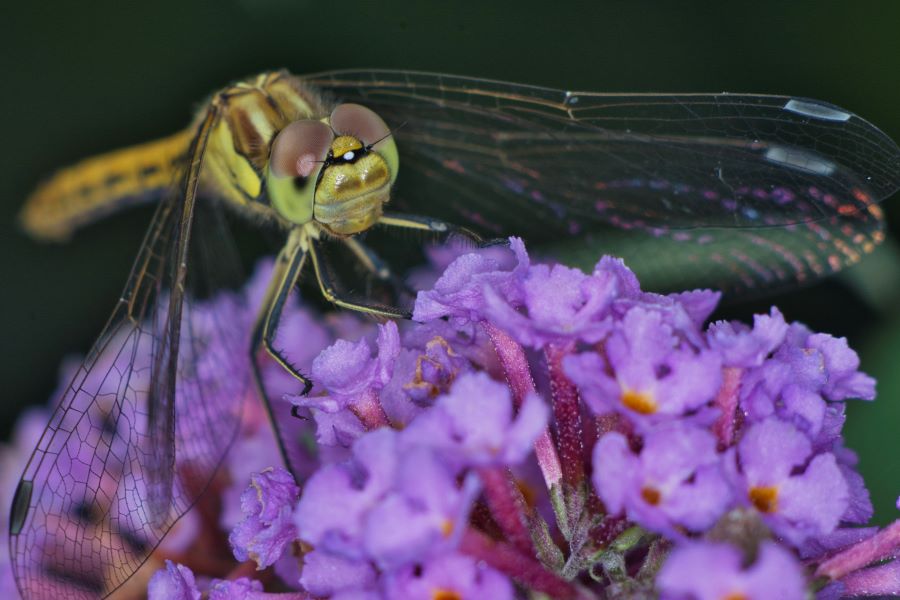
[350,389,390,429]
[481,320,562,489]
[461,528,579,599]
[712,367,742,448]
[477,466,535,555]
[816,519,900,580]
[839,561,900,596]
[480,320,535,406]
[545,342,585,489]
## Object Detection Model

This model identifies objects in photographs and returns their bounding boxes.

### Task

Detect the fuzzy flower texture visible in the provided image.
[5,238,900,600]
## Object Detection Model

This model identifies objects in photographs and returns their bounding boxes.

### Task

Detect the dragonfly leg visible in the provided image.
[309,237,412,319]
[378,212,486,245]
[343,236,416,297]
[250,228,311,394]
[249,228,311,474]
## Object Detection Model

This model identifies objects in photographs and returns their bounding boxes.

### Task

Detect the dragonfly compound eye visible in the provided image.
[267,119,334,225]
[331,103,399,186]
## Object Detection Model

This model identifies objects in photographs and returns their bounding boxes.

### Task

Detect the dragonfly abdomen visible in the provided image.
[19,128,192,241]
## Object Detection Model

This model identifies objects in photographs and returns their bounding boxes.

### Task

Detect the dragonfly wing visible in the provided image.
[305,70,899,294]
[9,107,249,599]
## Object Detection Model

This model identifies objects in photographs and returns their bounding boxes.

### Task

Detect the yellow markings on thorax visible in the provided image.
[20,129,193,241]
[20,71,328,240]
[201,71,325,222]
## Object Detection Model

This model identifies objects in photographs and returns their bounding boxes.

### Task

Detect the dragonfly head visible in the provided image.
[266,104,399,236]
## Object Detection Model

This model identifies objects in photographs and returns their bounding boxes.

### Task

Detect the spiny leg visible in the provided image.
[343,236,415,298]
[309,236,412,319]
[378,212,486,245]
[250,227,310,473]
[251,228,311,391]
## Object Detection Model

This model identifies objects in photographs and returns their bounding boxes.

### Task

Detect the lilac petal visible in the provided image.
[775,337,829,392]
[657,542,744,600]
[610,307,676,367]
[331,591,383,600]
[806,333,876,400]
[779,384,826,436]
[610,289,718,348]
[229,468,300,569]
[658,541,806,600]
[298,550,376,597]
[592,432,641,516]
[295,429,399,557]
[736,420,849,545]
[501,391,551,465]
[656,348,723,416]
[663,464,733,531]
[413,237,529,323]
[562,351,621,415]
[777,453,849,543]
[668,289,721,326]
[570,306,722,425]
[148,561,201,600]
[482,262,616,347]
[707,307,789,367]
[309,322,400,406]
[384,553,514,600]
[363,451,479,569]
[743,542,809,599]
[207,577,264,600]
[310,408,366,447]
[593,256,641,297]
[596,425,731,536]
[836,453,874,524]
[401,372,548,468]
[409,372,514,453]
[640,423,720,484]
[738,418,811,485]
[311,338,375,395]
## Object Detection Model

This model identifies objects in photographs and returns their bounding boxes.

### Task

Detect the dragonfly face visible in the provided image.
[266,103,400,235]
[9,69,900,599]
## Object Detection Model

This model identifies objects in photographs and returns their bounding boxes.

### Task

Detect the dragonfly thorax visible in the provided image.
[266,103,399,236]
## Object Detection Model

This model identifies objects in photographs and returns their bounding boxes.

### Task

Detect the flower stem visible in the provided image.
[477,466,535,555]
[816,520,900,580]
[545,342,585,489]
[712,367,742,448]
[461,528,579,599]
[481,320,562,489]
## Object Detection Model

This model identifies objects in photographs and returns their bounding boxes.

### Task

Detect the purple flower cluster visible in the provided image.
[4,238,899,599]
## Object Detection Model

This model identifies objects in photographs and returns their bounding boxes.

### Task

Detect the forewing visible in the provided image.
[305,70,900,294]
[9,109,248,599]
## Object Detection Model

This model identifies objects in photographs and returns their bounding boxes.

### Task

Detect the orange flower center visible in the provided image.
[749,485,779,513]
[621,388,657,414]
[441,519,455,537]
[641,486,662,506]
[433,590,462,600]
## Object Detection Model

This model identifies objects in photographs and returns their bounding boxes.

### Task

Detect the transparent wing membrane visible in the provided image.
[306,70,899,294]
[10,110,249,599]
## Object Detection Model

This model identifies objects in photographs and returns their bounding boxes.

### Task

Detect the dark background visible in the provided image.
[1,1,899,522]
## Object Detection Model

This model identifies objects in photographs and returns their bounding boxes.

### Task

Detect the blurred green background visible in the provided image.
[1,1,898,523]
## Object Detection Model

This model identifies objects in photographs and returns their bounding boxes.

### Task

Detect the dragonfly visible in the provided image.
[9,69,900,599]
